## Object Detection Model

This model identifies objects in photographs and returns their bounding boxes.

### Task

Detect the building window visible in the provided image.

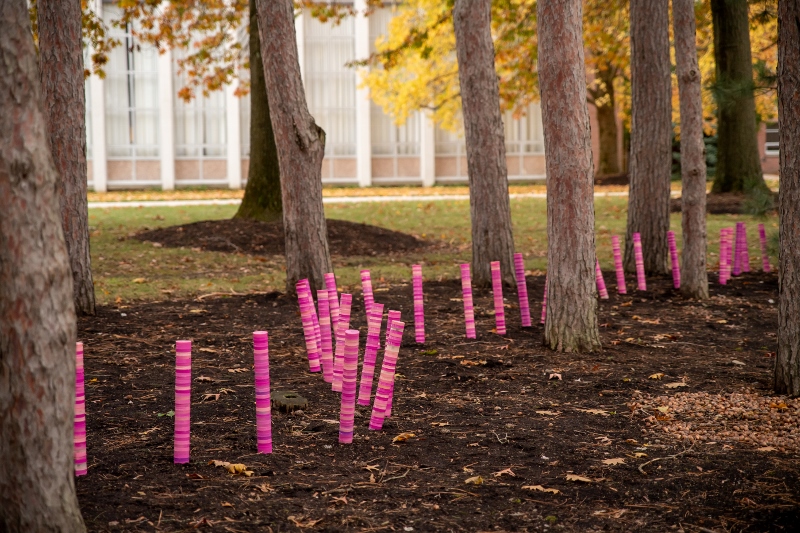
[765,122,779,156]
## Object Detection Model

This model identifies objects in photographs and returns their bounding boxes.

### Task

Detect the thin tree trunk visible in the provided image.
[625,0,672,276]
[776,0,800,397]
[0,1,86,530]
[255,0,332,292]
[710,0,767,193]
[235,0,282,223]
[37,0,96,315]
[538,0,601,353]
[453,0,516,287]
[674,0,709,299]
[595,68,620,176]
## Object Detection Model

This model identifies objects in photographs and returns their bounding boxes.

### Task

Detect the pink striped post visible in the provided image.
[540,275,548,325]
[361,269,375,314]
[733,222,743,276]
[74,342,87,476]
[595,259,609,299]
[513,253,531,327]
[726,226,734,276]
[296,280,321,372]
[741,223,751,273]
[369,320,405,431]
[174,340,192,464]
[667,230,681,289]
[253,331,272,454]
[383,309,401,418]
[299,279,322,363]
[332,293,353,392]
[460,263,477,339]
[633,232,646,291]
[317,289,335,383]
[412,264,425,343]
[491,261,507,334]
[339,329,360,444]
[611,235,627,294]
[358,302,384,406]
[719,227,728,284]
[325,273,340,333]
[759,223,771,272]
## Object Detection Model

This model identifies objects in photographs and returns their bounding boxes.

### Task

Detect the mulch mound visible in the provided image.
[594,173,629,186]
[670,192,777,215]
[135,218,432,257]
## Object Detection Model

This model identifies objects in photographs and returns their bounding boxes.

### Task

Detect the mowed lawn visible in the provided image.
[88,197,778,305]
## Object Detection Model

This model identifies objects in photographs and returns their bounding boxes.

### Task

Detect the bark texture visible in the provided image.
[0,0,86,530]
[453,0,516,287]
[625,0,672,275]
[537,0,601,353]
[673,0,709,299]
[255,0,332,292]
[234,0,282,223]
[38,0,96,315]
[590,67,620,176]
[710,0,767,193]
[776,0,800,396]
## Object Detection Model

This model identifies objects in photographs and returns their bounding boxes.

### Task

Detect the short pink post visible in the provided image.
[369,320,405,431]
[633,232,646,291]
[741,223,751,273]
[759,223,771,272]
[296,280,321,373]
[513,253,531,327]
[383,309,401,418]
[595,259,609,299]
[667,230,681,289]
[540,275,548,325]
[253,331,272,454]
[412,264,425,343]
[612,235,627,294]
[733,222,743,276]
[358,302,384,406]
[339,329,360,444]
[325,272,340,332]
[74,342,87,476]
[332,293,353,392]
[361,269,375,314]
[491,261,507,334]
[719,227,728,285]
[317,289,334,383]
[174,340,192,464]
[460,263,476,339]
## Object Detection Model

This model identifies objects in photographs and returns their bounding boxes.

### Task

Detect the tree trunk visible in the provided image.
[595,68,620,176]
[775,0,800,397]
[710,0,767,193]
[452,0,516,287]
[537,0,601,353]
[234,0,282,223]
[625,0,672,276]
[673,0,709,300]
[37,0,96,315]
[0,1,86,530]
[255,0,332,292]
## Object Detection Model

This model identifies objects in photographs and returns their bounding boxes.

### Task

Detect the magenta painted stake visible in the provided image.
[174,340,192,464]
[358,302,384,406]
[369,320,405,431]
[74,342,87,476]
[339,329,360,444]
[667,230,681,289]
[253,331,273,454]
[317,289,334,383]
[733,223,743,276]
[383,309,401,418]
[324,273,340,333]
[361,269,374,314]
[412,264,425,343]
[726,226,734,277]
[540,275,548,325]
[490,261,507,334]
[296,280,321,373]
[611,235,627,294]
[513,253,531,327]
[742,223,751,273]
[759,223,771,272]
[719,228,728,285]
[460,263,476,339]
[633,232,646,291]
[332,293,353,392]
[595,259,609,299]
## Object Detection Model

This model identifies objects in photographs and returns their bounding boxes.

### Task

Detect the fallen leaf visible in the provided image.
[221,502,234,508]
[464,476,483,485]
[549,373,562,380]
[631,452,648,458]
[649,373,665,380]
[202,393,220,402]
[566,474,595,483]
[641,318,661,325]
[731,360,745,366]
[132,278,146,284]
[287,516,322,529]
[185,473,205,479]
[431,422,449,427]
[493,468,516,478]
[656,406,670,414]
[769,402,789,411]
[593,509,626,519]
[199,347,218,353]
[716,319,728,324]
[522,485,560,494]
[757,446,777,452]
[461,359,487,366]
[535,410,560,416]
[225,463,248,474]
[665,382,688,389]
[189,309,205,314]
[392,432,416,443]
[228,368,248,373]
[620,301,633,307]
[601,458,625,466]
[196,376,213,383]
[256,483,272,493]
[369,473,376,483]
[577,408,610,416]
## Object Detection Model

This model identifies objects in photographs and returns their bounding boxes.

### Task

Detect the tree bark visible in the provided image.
[255,0,332,292]
[625,0,672,276]
[537,0,601,353]
[673,0,709,300]
[234,0,282,223]
[710,0,767,193]
[776,0,800,397]
[0,1,86,530]
[37,0,96,315]
[453,0,516,287]
[594,67,620,176]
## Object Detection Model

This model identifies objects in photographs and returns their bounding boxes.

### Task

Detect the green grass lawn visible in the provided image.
[88,198,778,306]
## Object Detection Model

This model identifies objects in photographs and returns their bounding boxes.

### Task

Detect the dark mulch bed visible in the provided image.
[76,272,798,532]
[670,192,777,215]
[135,218,433,257]
[595,173,629,186]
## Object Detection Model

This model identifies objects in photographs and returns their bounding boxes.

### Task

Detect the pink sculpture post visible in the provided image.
[491,261,507,334]
[361,269,375,314]
[667,230,681,289]
[299,279,322,362]
[332,293,353,393]
[726,227,734,277]
[719,228,728,285]
[383,309,401,418]
[317,289,334,383]
[460,263,477,339]
[733,222,743,277]
[611,235,627,294]
[339,329,360,444]
[595,259,609,299]
[253,331,272,454]
[759,223,771,272]
[74,342,87,476]
[633,232,646,291]
[540,275,548,325]
[174,340,192,464]
[325,273,340,332]
[358,302,384,406]
[513,253,531,327]
[296,280,321,372]
[741,223,751,273]
[412,265,425,343]
[369,320,405,431]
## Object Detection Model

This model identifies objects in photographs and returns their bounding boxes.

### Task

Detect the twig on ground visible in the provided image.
[639,444,695,475]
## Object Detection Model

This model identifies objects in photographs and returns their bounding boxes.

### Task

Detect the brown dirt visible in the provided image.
[134,218,434,257]
[594,173,629,186]
[76,271,799,532]
[670,192,777,215]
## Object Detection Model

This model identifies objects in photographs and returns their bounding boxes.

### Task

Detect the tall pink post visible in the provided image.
[332,293,353,392]
[299,279,322,363]
[369,320,405,431]
[412,264,425,343]
[460,263,477,339]
[296,280,321,372]
[253,331,272,454]
[361,269,375,314]
[612,236,627,294]
[513,253,531,327]
[324,273,340,332]
[383,309,401,418]
[490,261,507,334]
[540,275,548,325]
[174,340,192,464]
[726,227,734,276]
[358,302,384,406]
[339,330,360,444]
[733,222,743,276]
[667,230,681,289]
[719,227,728,284]
[317,289,335,383]
[759,223,771,272]
[74,342,87,476]
[741,223,751,273]
[595,259,609,299]
[633,232,646,291]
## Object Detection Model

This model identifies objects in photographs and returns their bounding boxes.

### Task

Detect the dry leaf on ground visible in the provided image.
[601,458,625,466]
[464,476,483,485]
[665,382,688,389]
[566,474,595,483]
[535,410,560,416]
[649,373,665,380]
[392,432,416,443]
[577,408,610,416]
[522,485,560,494]
[549,373,562,380]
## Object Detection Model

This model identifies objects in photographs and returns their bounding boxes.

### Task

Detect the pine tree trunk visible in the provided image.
[453,0,516,287]
[255,0,332,292]
[674,0,709,300]
[595,68,620,176]
[235,0,282,223]
[710,0,767,193]
[37,0,96,315]
[775,0,800,397]
[625,0,672,275]
[0,1,86,530]
[538,0,601,353]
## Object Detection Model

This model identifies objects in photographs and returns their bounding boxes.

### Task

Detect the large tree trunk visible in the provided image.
[37,0,96,315]
[625,0,672,275]
[594,67,620,176]
[775,0,800,397]
[0,0,86,530]
[673,0,709,300]
[538,0,601,353]
[710,0,767,193]
[234,0,282,222]
[255,0,332,292]
[453,0,516,287]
